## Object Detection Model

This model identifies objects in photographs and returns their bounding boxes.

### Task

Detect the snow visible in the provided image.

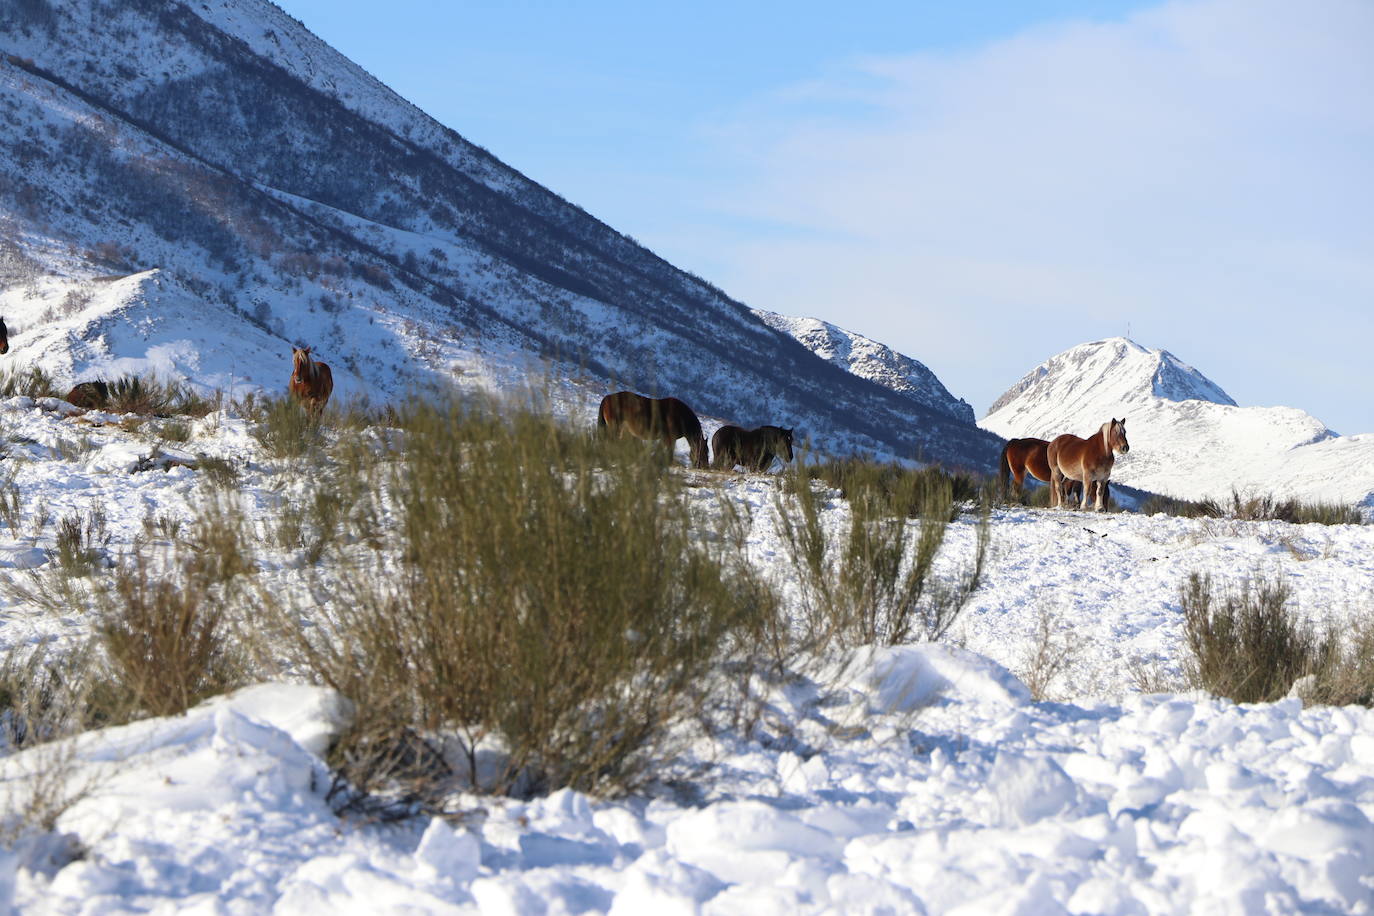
[0,396,1371,913]
[983,338,1374,508]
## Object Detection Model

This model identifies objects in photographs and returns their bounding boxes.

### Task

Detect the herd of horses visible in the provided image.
[596,389,1131,511]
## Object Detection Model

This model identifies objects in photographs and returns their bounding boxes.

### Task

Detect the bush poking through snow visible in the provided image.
[0,365,60,400]
[251,395,324,459]
[1179,572,1374,705]
[1147,490,1363,526]
[1182,572,1322,704]
[277,395,776,799]
[95,502,254,719]
[777,462,990,651]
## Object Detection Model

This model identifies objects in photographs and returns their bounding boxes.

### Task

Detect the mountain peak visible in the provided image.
[755,311,975,425]
[985,338,1236,428]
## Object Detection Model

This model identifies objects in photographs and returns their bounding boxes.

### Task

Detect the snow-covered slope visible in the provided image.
[0,0,1001,467]
[0,394,1372,912]
[982,338,1374,507]
[755,310,975,424]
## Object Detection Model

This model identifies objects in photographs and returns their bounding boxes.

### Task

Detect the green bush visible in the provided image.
[778,461,990,650]
[251,395,324,459]
[279,395,775,798]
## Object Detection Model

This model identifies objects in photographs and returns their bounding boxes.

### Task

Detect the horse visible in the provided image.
[66,380,110,409]
[597,391,709,469]
[711,425,794,473]
[0,317,8,355]
[999,436,1087,504]
[1047,418,1130,511]
[289,346,334,418]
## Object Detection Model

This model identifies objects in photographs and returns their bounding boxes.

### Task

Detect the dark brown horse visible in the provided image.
[1048,418,1130,511]
[711,425,794,472]
[0,317,8,355]
[999,436,1087,503]
[597,391,709,469]
[289,346,333,418]
[66,380,110,409]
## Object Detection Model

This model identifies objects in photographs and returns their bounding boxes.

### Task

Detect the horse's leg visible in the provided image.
[1049,466,1062,508]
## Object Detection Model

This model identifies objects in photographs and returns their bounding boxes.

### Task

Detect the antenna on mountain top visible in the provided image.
[1126,321,1132,341]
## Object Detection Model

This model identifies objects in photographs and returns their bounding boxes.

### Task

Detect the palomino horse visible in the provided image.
[0,317,8,355]
[597,391,709,469]
[1048,418,1130,511]
[711,425,794,473]
[289,346,334,417]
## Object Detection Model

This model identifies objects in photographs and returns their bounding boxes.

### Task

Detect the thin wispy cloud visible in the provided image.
[691,0,1374,431]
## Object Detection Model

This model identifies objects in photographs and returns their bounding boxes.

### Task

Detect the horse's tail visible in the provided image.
[998,442,1012,496]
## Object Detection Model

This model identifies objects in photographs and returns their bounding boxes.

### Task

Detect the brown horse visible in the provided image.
[289,346,333,417]
[1048,418,1130,511]
[999,437,1087,503]
[711,425,794,472]
[0,317,8,355]
[597,391,709,469]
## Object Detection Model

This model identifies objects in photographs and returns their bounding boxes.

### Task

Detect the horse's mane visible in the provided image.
[293,348,317,381]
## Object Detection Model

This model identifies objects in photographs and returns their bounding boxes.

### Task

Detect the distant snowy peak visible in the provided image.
[756,310,975,425]
[979,337,1374,507]
[986,337,1235,421]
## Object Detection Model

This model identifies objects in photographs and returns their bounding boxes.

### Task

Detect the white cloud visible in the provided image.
[687,0,1374,431]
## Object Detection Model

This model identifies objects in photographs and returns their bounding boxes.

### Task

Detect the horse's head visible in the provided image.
[292,346,313,377]
[777,427,795,463]
[0,316,9,355]
[1108,418,1129,454]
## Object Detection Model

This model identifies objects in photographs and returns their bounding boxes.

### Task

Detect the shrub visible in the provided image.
[95,502,253,718]
[0,365,60,399]
[1141,493,1224,518]
[806,458,986,514]
[277,396,775,799]
[778,461,990,651]
[1148,490,1362,525]
[251,395,324,459]
[1181,572,1331,703]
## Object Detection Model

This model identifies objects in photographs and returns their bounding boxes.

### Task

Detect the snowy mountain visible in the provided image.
[754,310,975,425]
[982,337,1374,507]
[0,0,1001,468]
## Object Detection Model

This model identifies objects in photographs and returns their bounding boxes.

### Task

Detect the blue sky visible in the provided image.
[275,0,1373,435]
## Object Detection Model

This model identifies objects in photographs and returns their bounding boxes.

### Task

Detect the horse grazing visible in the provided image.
[0,317,8,355]
[289,346,334,417]
[711,425,794,473]
[1048,418,1130,511]
[597,391,709,469]
[66,380,110,410]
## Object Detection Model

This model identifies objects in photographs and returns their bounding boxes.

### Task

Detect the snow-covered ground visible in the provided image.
[1,396,1373,913]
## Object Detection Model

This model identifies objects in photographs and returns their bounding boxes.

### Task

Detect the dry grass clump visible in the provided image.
[806,457,987,513]
[1148,490,1362,526]
[1181,572,1374,705]
[94,501,254,718]
[278,395,774,799]
[778,461,990,652]
[251,395,324,459]
[0,365,61,400]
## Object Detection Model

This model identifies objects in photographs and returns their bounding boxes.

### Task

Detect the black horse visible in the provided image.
[711,425,794,472]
